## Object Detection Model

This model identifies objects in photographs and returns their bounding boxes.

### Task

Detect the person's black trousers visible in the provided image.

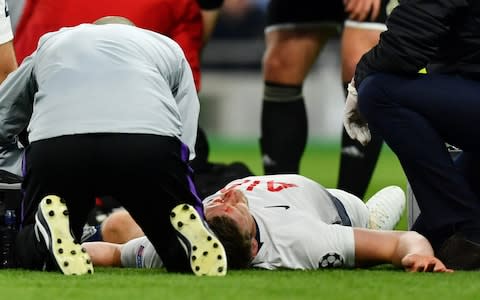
[15,133,202,272]
[358,72,480,250]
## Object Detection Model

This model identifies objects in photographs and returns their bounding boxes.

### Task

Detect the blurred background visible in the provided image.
[7,0,345,142]
[199,0,344,141]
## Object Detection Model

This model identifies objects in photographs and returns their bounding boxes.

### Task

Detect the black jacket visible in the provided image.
[355,0,480,87]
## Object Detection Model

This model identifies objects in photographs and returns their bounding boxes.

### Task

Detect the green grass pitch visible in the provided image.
[2,138,479,299]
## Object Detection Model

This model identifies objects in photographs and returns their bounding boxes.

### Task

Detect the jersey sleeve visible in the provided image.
[293,223,356,269]
[311,224,356,269]
[253,219,356,270]
[0,0,13,44]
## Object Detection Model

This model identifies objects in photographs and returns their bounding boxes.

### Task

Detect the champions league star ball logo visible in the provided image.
[319,252,344,268]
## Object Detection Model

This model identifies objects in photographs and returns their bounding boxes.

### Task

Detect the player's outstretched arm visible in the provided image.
[353,228,453,272]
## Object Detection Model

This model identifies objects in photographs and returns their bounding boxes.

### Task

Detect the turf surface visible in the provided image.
[3,138,478,299]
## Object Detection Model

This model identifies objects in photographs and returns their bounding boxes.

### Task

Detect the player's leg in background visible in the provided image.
[337,23,385,199]
[364,186,405,230]
[327,185,405,230]
[260,27,335,174]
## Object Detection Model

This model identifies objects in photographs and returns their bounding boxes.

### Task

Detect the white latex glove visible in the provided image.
[343,79,371,146]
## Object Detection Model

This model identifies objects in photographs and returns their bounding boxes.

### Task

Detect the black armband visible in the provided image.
[197,0,224,10]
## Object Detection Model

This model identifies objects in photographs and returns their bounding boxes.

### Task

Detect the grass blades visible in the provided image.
[2,138,477,299]
[0,267,477,300]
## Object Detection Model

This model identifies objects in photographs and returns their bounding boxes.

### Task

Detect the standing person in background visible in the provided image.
[337,0,399,198]
[0,0,17,83]
[259,0,385,184]
[344,0,480,270]
[259,0,344,175]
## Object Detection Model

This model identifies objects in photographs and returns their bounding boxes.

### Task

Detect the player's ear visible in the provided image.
[251,238,259,257]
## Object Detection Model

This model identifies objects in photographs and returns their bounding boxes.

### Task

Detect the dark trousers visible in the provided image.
[15,133,202,272]
[358,73,480,249]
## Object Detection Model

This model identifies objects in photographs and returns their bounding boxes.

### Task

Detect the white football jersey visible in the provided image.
[0,0,13,44]
[204,174,367,269]
[121,175,370,270]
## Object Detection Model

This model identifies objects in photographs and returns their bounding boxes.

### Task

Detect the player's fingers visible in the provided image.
[414,263,425,272]
[421,258,454,273]
[444,268,454,273]
[433,259,454,273]
[344,0,356,12]
[403,258,425,272]
[356,0,371,21]
[405,264,419,272]
[424,261,436,272]
[402,256,420,272]
[370,0,381,21]
[347,0,364,21]
[349,9,365,22]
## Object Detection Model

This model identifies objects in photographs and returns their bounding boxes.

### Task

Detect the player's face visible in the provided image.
[204,190,255,237]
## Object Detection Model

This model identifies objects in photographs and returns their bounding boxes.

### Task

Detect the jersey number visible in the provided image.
[220,179,298,193]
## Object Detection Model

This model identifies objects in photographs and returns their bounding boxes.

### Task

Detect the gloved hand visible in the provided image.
[343,79,371,146]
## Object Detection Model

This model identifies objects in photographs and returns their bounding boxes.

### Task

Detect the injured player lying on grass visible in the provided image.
[83,174,452,272]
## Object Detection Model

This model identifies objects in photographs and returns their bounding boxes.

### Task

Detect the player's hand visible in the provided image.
[344,0,381,22]
[401,254,454,273]
[343,79,371,146]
